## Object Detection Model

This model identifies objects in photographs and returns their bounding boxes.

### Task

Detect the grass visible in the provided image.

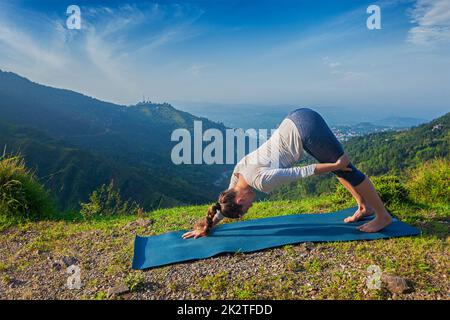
[197,271,230,299]
[124,272,146,292]
[304,257,326,273]
[0,189,448,299]
[0,155,55,222]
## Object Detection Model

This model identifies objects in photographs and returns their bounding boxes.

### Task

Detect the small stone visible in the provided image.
[296,242,314,254]
[107,284,129,298]
[8,278,25,289]
[50,256,78,271]
[382,274,414,294]
[51,260,63,271]
[61,256,78,267]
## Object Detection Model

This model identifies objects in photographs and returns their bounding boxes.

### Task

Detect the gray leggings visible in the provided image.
[286,108,366,187]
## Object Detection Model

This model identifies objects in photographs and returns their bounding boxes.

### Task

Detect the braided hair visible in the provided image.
[195,189,244,234]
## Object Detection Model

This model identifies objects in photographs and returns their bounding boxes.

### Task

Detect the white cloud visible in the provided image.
[408,0,450,46]
[187,64,209,76]
[321,56,364,81]
[0,7,67,70]
[322,57,341,69]
[0,2,205,104]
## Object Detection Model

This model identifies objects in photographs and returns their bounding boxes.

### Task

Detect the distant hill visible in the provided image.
[346,112,449,175]
[374,116,427,128]
[0,121,211,210]
[1,70,447,208]
[0,71,232,210]
[175,103,432,130]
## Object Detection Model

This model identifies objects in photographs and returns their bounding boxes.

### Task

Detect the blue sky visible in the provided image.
[0,0,449,118]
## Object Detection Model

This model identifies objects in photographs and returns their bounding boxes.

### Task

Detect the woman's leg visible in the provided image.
[286,108,392,232]
[337,177,375,223]
[353,177,392,232]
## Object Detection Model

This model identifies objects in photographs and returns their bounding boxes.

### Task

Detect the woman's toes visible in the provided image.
[344,216,354,223]
[344,210,362,223]
[357,223,367,231]
[357,216,393,233]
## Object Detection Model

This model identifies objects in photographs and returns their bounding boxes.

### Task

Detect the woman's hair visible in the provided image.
[194,189,244,234]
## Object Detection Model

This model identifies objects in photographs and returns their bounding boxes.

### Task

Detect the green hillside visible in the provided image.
[0,121,189,210]
[345,112,449,175]
[0,71,232,210]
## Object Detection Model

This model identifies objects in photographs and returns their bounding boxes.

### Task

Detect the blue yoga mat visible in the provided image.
[132,207,420,270]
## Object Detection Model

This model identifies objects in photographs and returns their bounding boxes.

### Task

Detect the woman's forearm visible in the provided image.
[314,162,339,174]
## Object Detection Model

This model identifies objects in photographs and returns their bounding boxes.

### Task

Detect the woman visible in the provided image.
[182,108,392,240]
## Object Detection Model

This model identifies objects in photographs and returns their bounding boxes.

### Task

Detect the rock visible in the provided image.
[8,278,25,289]
[107,284,129,298]
[382,274,414,294]
[296,242,314,254]
[61,256,78,267]
[51,260,63,271]
[50,256,78,271]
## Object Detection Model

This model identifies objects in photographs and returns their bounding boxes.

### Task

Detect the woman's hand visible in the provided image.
[335,154,352,171]
[182,229,207,239]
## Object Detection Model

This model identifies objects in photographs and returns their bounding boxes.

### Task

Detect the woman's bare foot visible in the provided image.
[344,206,375,223]
[358,214,393,233]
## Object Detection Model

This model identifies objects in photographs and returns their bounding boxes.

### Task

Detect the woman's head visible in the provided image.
[195,187,255,234]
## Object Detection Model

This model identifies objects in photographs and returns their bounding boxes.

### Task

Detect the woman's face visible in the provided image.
[236,188,255,214]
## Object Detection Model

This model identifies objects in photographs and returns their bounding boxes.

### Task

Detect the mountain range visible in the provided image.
[0,70,231,210]
[1,70,448,210]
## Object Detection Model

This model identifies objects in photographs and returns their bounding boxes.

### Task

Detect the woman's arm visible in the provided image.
[255,154,352,193]
[314,163,340,174]
[314,153,351,174]
[182,213,223,239]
